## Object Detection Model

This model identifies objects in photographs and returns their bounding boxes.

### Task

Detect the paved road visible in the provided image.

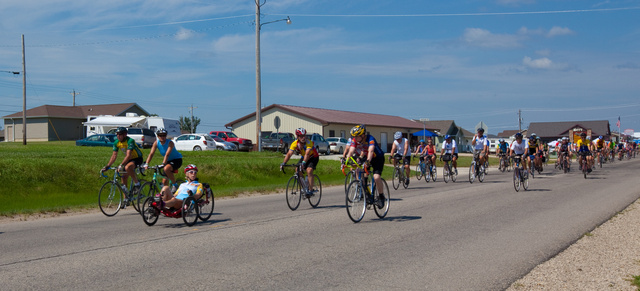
[1,159,639,290]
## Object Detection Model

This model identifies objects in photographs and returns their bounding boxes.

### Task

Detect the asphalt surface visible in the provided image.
[1,158,638,290]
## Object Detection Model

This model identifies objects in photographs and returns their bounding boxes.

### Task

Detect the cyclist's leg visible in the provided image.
[452,154,458,172]
[403,156,411,181]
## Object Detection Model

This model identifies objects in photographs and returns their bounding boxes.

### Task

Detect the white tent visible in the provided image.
[84,116,146,135]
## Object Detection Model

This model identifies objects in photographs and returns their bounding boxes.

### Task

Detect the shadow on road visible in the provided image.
[379,215,422,222]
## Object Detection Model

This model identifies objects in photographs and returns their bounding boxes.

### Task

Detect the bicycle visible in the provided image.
[578,152,590,179]
[498,153,509,172]
[137,165,183,212]
[415,154,437,183]
[440,154,457,183]
[390,154,409,190]
[342,156,361,194]
[469,153,485,184]
[281,163,322,211]
[98,166,146,217]
[512,155,529,192]
[345,162,390,223]
[556,151,570,173]
[140,183,214,226]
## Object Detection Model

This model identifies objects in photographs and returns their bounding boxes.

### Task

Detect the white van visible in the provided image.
[146,117,181,139]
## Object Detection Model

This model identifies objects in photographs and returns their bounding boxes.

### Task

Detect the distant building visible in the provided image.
[527,120,611,143]
[3,103,149,142]
[225,104,436,152]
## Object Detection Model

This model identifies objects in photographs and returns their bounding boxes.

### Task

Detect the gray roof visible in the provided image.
[527,120,611,137]
[3,103,148,119]
[226,104,435,130]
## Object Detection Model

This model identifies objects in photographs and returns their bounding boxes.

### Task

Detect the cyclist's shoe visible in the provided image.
[376,194,386,209]
[405,178,410,186]
[122,199,129,208]
[587,168,592,173]
[306,190,314,198]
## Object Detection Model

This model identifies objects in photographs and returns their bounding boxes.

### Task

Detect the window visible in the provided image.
[329,130,335,137]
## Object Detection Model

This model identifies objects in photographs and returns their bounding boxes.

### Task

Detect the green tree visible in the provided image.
[179,115,201,133]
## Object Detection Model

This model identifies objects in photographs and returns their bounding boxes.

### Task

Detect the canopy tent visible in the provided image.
[412,129,438,137]
[83,116,146,127]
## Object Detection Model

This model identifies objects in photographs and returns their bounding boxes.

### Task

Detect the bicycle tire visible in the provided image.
[197,186,214,221]
[415,164,423,180]
[522,170,529,190]
[451,166,457,182]
[137,182,158,214]
[392,167,401,190]
[346,180,366,223]
[344,170,355,194]
[468,162,475,184]
[373,179,390,218]
[513,168,521,192]
[424,163,431,183]
[478,165,485,183]
[99,181,123,217]
[431,164,437,182]
[443,164,450,183]
[286,176,302,211]
[308,174,322,208]
[182,196,198,226]
[141,197,159,226]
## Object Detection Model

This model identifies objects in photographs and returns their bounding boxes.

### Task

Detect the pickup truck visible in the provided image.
[209,131,253,151]
[261,132,295,153]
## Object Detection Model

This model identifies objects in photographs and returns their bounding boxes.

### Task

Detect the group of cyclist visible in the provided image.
[100,126,202,211]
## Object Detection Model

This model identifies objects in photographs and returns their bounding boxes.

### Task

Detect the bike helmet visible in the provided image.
[115,127,127,134]
[580,132,587,137]
[419,139,425,143]
[515,132,523,138]
[184,164,198,173]
[498,139,504,142]
[156,128,167,135]
[394,131,402,140]
[599,135,603,139]
[445,134,451,139]
[531,133,537,137]
[295,127,307,137]
[350,124,366,137]
[477,128,484,133]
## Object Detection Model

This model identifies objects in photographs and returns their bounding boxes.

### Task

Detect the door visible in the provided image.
[380,132,388,153]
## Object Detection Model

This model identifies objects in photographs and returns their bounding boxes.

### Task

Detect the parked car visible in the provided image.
[326,137,348,154]
[76,134,117,147]
[209,135,238,151]
[307,133,331,155]
[209,131,253,151]
[261,132,296,153]
[107,127,156,148]
[173,134,216,151]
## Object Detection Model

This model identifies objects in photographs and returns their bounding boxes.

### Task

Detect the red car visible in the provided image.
[209,131,253,151]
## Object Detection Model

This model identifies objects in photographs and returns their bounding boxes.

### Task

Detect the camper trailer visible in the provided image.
[83,114,181,140]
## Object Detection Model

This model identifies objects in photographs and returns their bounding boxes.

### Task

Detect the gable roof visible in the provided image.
[3,103,148,119]
[527,120,611,137]
[497,130,521,138]
[226,104,433,130]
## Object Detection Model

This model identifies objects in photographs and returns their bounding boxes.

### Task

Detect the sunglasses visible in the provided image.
[187,170,198,174]
[157,135,167,138]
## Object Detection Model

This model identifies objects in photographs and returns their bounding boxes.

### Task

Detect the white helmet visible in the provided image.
[394,131,402,140]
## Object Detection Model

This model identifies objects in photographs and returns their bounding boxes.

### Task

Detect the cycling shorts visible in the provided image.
[369,155,385,175]
[299,156,319,170]
[166,158,183,173]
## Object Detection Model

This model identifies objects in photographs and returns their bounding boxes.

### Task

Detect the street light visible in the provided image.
[255,0,291,151]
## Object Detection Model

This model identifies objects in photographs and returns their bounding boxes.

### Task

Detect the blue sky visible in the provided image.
[1,0,639,136]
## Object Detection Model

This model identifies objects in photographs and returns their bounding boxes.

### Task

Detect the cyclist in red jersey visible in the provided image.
[280,128,320,196]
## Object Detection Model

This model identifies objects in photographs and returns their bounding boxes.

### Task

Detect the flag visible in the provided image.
[616,116,620,128]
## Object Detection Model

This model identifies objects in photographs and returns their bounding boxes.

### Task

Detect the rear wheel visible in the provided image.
[392,168,401,190]
[415,164,423,180]
[137,182,158,214]
[513,169,521,192]
[451,166,457,182]
[346,181,366,223]
[197,186,214,221]
[373,179,390,218]
[286,176,302,211]
[141,197,159,226]
[308,174,322,208]
[182,197,198,226]
[98,181,123,217]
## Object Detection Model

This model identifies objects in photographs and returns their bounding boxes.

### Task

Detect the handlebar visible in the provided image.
[280,163,303,174]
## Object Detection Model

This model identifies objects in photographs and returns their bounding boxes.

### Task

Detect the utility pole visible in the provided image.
[71,90,80,106]
[188,104,197,133]
[518,109,522,133]
[21,34,26,145]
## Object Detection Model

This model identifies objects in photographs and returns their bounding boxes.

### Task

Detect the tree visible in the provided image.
[179,115,201,133]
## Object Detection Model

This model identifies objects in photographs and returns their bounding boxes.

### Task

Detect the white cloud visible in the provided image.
[175,27,196,41]
[462,28,522,48]
[523,56,553,69]
[547,26,574,37]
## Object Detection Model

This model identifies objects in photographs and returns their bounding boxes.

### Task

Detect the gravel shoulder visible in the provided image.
[508,197,640,290]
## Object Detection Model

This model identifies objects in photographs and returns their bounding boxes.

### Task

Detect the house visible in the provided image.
[3,103,150,142]
[225,104,437,152]
[527,120,611,143]
[419,120,470,152]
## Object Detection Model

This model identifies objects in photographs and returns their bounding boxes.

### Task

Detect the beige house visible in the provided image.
[225,104,436,152]
[3,103,149,142]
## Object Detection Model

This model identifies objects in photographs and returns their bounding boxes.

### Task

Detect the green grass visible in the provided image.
[0,142,499,216]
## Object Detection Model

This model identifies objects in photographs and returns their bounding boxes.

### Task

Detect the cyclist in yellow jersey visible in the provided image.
[280,128,320,196]
[594,135,605,164]
[576,132,593,172]
[102,127,144,196]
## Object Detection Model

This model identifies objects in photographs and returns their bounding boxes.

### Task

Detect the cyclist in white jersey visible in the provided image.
[508,133,529,171]
[390,131,411,186]
[440,135,459,174]
[471,128,490,170]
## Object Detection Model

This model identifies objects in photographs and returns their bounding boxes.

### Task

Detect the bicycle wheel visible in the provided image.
[443,164,450,183]
[137,182,158,214]
[402,169,408,189]
[478,165,485,183]
[522,170,529,191]
[392,167,401,190]
[373,179,390,218]
[308,174,322,208]
[499,159,505,172]
[451,166,457,182]
[431,164,437,182]
[197,186,215,221]
[484,160,489,175]
[344,170,355,194]
[98,181,123,217]
[415,164,423,180]
[468,162,475,183]
[346,180,366,223]
[424,163,431,183]
[513,169,521,192]
[182,196,198,226]
[141,197,159,226]
[286,176,302,211]
[507,159,512,172]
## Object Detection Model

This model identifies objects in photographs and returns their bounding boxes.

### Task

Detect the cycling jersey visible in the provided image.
[498,142,508,153]
[559,143,569,152]
[576,138,591,152]
[441,140,458,154]
[528,139,539,151]
[351,135,384,158]
[595,139,605,149]
[425,145,436,155]
[156,139,182,161]
[113,136,143,159]
[473,135,490,151]
[174,180,203,200]
[510,140,528,155]
[289,139,320,158]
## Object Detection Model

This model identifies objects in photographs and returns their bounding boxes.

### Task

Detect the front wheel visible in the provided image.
[392,167,401,190]
[478,165,485,183]
[522,170,529,190]
[468,162,476,183]
[431,164,437,182]
[415,164,423,180]
[346,180,366,223]
[141,197,159,226]
[182,196,198,226]
[308,174,322,208]
[286,176,302,211]
[443,164,450,183]
[513,169,521,192]
[197,186,215,221]
[344,170,355,194]
[137,182,158,214]
[373,179,390,218]
[99,181,123,217]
